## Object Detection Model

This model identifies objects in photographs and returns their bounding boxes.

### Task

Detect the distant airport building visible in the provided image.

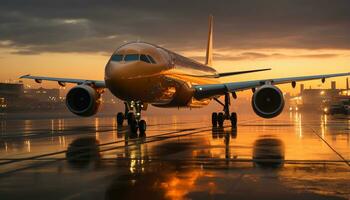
[24,87,60,102]
[0,82,62,112]
[0,82,24,99]
[0,82,24,111]
[0,82,120,113]
[289,79,350,112]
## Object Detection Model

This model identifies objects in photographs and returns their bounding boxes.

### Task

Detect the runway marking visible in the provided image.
[1,117,348,177]
[0,118,245,163]
[0,119,259,177]
[0,127,201,165]
[309,127,350,167]
[0,118,259,164]
[0,121,205,157]
[0,120,203,140]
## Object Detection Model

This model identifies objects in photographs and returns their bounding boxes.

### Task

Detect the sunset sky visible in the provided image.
[1,0,350,94]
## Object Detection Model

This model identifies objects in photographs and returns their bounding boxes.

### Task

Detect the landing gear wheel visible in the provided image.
[230,112,237,127]
[127,113,135,125]
[117,112,124,126]
[138,120,147,134]
[212,112,218,127]
[130,119,138,133]
[217,112,224,127]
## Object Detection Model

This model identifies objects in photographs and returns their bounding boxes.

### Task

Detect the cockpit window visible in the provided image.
[140,54,151,63]
[147,55,156,64]
[124,54,139,61]
[114,54,155,63]
[111,54,123,62]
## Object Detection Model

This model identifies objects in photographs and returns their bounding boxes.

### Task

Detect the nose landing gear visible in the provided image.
[116,101,147,134]
[212,93,237,128]
[116,102,131,126]
[116,112,124,126]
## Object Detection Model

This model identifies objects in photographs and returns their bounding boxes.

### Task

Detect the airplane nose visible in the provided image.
[105,60,168,102]
[107,62,132,79]
[106,61,164,79]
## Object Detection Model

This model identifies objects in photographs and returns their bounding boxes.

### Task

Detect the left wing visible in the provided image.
[194,72,350,99]
[20,75,106,88]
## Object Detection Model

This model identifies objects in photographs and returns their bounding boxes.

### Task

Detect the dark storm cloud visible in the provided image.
[0,0,350,55]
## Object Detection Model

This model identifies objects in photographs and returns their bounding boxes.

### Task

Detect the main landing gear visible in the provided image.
[212,93,237,127]
[116,101,147,134]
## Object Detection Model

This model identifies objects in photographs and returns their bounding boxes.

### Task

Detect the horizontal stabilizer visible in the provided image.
[218,68,271,77]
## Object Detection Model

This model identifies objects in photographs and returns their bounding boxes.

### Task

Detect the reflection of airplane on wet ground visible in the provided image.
[1,113,350,199]
[64,127,284,169]
[21,15,350,134]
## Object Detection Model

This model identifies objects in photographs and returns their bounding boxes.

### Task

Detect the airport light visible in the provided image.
[320,91,325,95]
[323,107,328,113]
[292,96,302,100]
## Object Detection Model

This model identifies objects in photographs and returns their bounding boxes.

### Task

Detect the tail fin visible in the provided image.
[205,15,213,66]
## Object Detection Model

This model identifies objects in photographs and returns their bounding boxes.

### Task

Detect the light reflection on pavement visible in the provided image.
[0,112,349,200]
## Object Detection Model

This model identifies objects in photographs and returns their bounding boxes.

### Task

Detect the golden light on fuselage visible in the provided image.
[1,45,349,94]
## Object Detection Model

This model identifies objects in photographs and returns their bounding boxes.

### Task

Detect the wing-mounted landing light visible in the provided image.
[141,103,148,111]
[193,84,227,99]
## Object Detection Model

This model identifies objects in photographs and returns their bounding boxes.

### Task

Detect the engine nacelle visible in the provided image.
[66,85,101,117]
[251,85,284,118]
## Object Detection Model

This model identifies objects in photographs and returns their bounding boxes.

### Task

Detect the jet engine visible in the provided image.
[66,85,101,117]
[251,85,284,118]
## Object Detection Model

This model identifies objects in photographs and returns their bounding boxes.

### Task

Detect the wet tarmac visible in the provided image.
[0,112,349,200]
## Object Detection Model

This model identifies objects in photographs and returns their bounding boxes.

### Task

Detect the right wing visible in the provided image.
[194,72,350,99]
[20,75,106,88]
[218,68,271,77]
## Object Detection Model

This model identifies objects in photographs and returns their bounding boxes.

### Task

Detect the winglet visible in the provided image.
[20,74,30,79]
[205,15,213,66]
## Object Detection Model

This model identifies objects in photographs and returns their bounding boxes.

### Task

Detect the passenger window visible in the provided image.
[124,54,139,61]
[140,54,151,63]
[147,55,156,64]
[111,54,123,62]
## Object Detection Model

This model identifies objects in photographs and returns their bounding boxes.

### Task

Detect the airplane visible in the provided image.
[21,15,350,134]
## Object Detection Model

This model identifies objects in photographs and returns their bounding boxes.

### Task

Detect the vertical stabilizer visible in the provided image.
[205,15,213,66]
